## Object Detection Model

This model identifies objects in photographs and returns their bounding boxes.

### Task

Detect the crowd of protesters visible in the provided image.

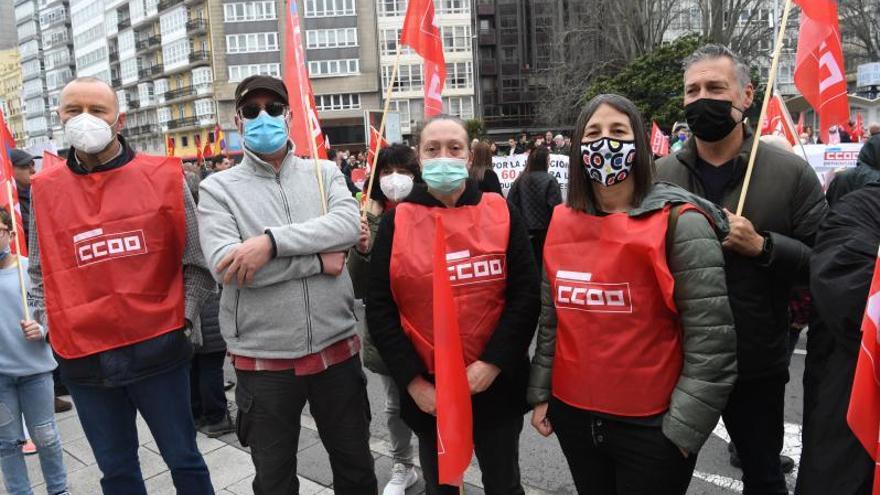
[2,41,880,495]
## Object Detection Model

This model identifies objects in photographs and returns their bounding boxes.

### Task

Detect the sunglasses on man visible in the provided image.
[238,102,289,120]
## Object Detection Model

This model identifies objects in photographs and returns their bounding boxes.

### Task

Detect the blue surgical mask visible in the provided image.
[243,111,288,154]
[421,157,469,194]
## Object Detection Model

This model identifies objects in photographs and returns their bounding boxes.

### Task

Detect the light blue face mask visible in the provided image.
[243,111,289,154]
[421,157,469,194]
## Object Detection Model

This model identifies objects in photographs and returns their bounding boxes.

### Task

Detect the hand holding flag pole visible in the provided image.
[362,44,402,221]
[735,0,794,216]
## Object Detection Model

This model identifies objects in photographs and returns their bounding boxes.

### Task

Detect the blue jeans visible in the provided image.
[0,372,68,495]
[67,364,213,495]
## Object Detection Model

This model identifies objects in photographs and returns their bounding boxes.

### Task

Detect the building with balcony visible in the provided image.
[0,1,18,50]
[376,0,476,139]
[0,49,27,147]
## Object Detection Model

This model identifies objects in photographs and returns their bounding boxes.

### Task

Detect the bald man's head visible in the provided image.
[59,77,121,124]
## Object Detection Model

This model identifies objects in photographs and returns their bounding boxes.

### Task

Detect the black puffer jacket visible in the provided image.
[506,171,562,231]
[657,126,827,380]
[196,288,226,354]
[826,134,880,205]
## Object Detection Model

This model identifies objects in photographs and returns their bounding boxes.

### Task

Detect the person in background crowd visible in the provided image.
[535,136,546,148]
[563,136,572,152]
[657,45,827,494]
[529,93,736,495]
[0,209,70,495]
[29,77,215,494]
[869,122,880,136]
[8,149,72,415]
[843,120,856,143]
[799,132,811,145]
[827,125,844,144]
[215,157,234,172]
[329,149,361,195]
[367,115,540,495]
[470,142,503,195]
[826,133,880,206]
[516,133,529,154]
[804,126,816,144]
[553,134,568,155]
[349,144,423,495]
[490,141,499,156]
[198,75,377,495]
[506,146,561,274]
[796,182,880,495]
[671,123,691,152]
[544,131,554,150]
[507,138,518,156]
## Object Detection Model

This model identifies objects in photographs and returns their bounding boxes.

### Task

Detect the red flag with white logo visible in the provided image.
[0,108,26,256]
[650,122,669,156]
[793,0,850,144]
[401,0,446,117]
[847,247,880,495]
[853,112,865,142]
[194,133,204,163]
[760,93,798,146]
[433,216,473,486]
[366,126,389,173]
[284,0,327,159]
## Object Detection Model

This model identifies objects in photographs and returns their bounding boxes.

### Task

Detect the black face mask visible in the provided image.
[684,98,744,143]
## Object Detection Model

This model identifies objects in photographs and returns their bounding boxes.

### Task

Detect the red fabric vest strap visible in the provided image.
[32,154,187,359]
[390,194,510,373]
[544,204,701,416]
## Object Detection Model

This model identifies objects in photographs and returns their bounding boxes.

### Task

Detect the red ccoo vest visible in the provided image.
[32,153,187,359]
[390,193,510,373]
[543,204,700,417]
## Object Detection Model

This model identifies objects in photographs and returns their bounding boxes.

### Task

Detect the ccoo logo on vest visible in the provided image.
[446,250,506,287]
[73,228,148,267]
[555,270,632,313]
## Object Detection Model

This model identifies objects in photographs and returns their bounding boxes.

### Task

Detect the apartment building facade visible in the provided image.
[0,49,27,147]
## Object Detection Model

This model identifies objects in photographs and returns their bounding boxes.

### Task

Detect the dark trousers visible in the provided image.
[190,351,228,423]
[234,356,377,495]
[722,377,788,495]
[549,398,696,495]
[416,415,525,495]
[67,364,213,495]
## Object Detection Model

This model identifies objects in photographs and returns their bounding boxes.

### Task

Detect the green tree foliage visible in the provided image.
[465,118,486,141]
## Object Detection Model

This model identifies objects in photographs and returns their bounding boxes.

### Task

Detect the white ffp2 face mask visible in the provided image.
[64,113,117,154]
[379,173,414,202]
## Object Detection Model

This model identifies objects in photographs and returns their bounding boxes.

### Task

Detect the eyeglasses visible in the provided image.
[238,102,288,120]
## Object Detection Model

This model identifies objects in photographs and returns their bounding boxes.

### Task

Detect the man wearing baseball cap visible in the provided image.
[198,75,377,494]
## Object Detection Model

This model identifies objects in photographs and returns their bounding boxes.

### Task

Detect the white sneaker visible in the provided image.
[382,462,418,495]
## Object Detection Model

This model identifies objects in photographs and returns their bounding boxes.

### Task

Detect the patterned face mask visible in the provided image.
[580,138,637,187]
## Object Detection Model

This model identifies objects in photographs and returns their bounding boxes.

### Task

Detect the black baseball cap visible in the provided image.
[235,75,289,109]
[9,149,34,168]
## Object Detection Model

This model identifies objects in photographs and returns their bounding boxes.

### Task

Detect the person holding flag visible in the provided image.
[198,75,377,495]
[27,77,215,493]
[796,182,880,494]
[657,45,827,493]
[367,115,540,494]
[528,94,736,494]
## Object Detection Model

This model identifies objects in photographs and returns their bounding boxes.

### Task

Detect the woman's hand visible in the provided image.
[530,402,553,437]
[407,376,436,415]
[356,217,371,254]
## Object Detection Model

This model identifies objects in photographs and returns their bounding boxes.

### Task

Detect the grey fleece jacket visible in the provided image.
[197,147,360,359]
[528,182,738,454]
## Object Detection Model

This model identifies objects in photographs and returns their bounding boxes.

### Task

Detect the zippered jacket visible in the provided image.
[198,146,360,358]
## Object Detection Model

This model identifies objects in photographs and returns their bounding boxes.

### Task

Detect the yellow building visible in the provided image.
[0,49,26,148]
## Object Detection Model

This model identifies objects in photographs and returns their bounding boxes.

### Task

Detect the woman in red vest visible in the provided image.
[528,94,738,494]
[367,115,540,495]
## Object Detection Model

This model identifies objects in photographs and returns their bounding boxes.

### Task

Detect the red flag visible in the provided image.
[796,112,805,135]
[284,0,327,159]
[41,151,63,171]
[432,216,474,486]
[401,0,446,117]
[650,122,669,156]
[793,0,850,144]
[194,134,204,162]
[853,112,865,142]
[166,135,175,157]
[760,93,798,146]
[366,126,389,171]
[847,247,880,494]
[0,108,26,256]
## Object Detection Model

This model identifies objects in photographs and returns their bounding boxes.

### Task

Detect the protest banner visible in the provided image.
[492,153,570,199]
[796,143,862,189]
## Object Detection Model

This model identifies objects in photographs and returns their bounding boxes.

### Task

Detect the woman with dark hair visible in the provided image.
[348,143,423,495]
[528,94,738,494]
[506,146,561,273]
[469,141,503,194]
[367,115,540,495]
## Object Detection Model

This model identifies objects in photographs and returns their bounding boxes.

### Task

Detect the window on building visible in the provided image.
[379,28,412,56]
[157,106,172,123]
[306,28,358,49]
[121,58,139,83]
[315,94,361,111]
[76,46,107,70]
[74,24,104,47]
[376,0,405,16]
[382,64,423,92]
[441,25,470,53]
[307,59,360,77]
[159,6,187,40]
[223,1,277,22]
[181,135,188,146]
[227,63,281,82]
[444,96,474,120]
[192,67,213,86]
[304,0,355,17]
[194,98,215,116]
[118,29,136,54]
[445,62,472,89]
[162,38,191,69]
[389,99,411,133]
[435,0,468,14]
[17,21,38,40]
[225,32,279,53]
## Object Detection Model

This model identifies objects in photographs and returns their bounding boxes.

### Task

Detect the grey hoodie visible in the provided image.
[198,147,360,359]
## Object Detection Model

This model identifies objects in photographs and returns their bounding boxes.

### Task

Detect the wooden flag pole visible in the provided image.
[735,0,794,216]
[361,44,403,221]
[301,89,328,215]
[5,181,29,320]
